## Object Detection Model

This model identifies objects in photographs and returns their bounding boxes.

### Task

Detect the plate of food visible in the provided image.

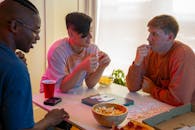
[112,120,154,130]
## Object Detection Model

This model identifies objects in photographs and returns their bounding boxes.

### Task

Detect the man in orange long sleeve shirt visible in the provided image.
[126,14,195,106]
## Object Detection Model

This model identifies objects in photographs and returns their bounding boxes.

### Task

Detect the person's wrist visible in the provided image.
[98,63,106,69]
[37,116,51,130]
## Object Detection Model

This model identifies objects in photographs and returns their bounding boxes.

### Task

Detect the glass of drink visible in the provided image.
[42,79,56,98]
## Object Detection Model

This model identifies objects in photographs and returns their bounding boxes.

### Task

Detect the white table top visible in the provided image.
[33,83,174,130]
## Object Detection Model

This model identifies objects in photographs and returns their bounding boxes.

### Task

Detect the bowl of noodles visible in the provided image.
[92,102,128,127]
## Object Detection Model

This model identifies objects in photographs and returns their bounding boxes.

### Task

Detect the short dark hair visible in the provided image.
[65,12,92,35]
[147,14,179,38]
[13,0,39,14]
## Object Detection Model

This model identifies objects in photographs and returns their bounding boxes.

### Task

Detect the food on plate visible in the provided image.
[112,120,154,130]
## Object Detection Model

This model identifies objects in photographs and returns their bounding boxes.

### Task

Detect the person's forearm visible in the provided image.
[24,118,49,130]
[85,66,105,88]
[60,65,84,92]
[126,63,143,92]
[151,87,183,106]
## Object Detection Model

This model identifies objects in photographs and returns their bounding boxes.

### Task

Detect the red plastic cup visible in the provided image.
[42,79,56,98]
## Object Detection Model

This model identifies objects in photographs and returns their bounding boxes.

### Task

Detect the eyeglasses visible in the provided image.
[15,19,40,35]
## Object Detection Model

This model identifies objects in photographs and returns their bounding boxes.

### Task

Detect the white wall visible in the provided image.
[25,0,45,94]
[45,0,79,51]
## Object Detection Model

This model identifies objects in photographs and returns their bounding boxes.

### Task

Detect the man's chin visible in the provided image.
[23,48,31,53]
[26,45,34,52]
[22,50,29,53]
[83,43,90,47]
[31,44,34,49]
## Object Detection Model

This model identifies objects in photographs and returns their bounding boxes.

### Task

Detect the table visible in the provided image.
[33,84,174,130]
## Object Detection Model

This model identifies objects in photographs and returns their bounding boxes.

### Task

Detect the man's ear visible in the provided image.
[8,20,19,33]
[67,28,73,37]
[168,32,175,41]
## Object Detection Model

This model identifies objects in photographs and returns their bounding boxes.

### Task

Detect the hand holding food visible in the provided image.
[81,54,99,72]
[98,51,111,68]
[134,44,151,66]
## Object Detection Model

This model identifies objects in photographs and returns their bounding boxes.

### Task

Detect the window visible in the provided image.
[96,0,195,75]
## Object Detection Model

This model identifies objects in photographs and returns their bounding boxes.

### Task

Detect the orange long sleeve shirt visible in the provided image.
[126,41,195,106]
